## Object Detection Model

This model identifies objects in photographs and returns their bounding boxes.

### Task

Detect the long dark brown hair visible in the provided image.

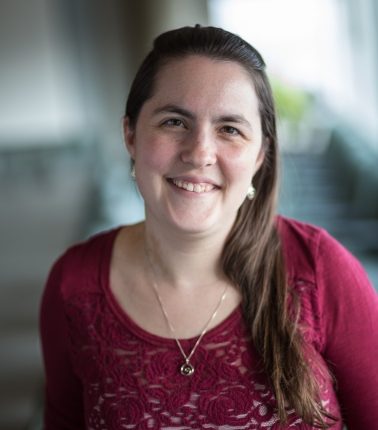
[125,25,336,428]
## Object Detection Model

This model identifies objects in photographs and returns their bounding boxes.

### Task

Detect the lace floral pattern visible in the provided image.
[63,278,338,430]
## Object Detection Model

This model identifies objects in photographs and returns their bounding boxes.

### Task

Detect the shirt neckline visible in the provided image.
[99,226,243,347]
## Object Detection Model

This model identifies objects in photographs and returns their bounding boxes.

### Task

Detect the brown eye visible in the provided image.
[165,119,185,127]
[221,126,239,135]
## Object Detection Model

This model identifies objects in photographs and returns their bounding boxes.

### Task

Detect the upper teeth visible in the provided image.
[172,179,215,193]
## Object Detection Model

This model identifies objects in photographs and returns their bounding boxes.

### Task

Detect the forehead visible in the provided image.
[146,55,260,116]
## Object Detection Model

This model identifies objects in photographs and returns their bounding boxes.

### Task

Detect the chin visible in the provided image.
[165,211,235,237]
[168,218,215,235]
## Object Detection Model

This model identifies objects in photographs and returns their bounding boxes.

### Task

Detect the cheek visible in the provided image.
[135,136,178,173]
[222,146,259,182]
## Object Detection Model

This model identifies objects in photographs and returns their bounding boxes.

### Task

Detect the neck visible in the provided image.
[142,216,234,292]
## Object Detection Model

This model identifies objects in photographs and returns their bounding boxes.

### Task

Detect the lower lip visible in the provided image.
[167,180,216,197]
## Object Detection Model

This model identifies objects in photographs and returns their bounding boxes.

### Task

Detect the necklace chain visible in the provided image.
[144,244,228,376]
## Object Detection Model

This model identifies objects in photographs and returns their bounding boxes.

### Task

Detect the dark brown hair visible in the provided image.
[125,25,336,428]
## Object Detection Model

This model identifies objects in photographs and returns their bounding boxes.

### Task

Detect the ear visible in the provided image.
[253,137,269,175]
[123,116,136,160]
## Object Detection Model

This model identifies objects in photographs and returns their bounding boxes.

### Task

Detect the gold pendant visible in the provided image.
[180,361,194,376]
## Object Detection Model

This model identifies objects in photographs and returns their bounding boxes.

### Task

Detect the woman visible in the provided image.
[40,26,378,429]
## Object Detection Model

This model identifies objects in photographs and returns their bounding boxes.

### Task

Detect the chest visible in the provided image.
[110,267,242,340]
[63,294,341,430]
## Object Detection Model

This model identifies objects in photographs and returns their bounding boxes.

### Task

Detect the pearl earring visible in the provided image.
[247,184,255,200]
[130,166,136,180]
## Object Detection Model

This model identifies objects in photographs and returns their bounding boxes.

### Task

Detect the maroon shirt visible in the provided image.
[40,216,378,429]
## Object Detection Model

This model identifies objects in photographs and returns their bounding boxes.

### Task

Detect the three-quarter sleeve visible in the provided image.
[40,256,86,429]
[316,230,378,429]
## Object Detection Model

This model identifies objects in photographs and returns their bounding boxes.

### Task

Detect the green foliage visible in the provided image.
[270,76,313,123]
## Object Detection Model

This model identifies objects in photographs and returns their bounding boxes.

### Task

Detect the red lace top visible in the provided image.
[40,216,378,429]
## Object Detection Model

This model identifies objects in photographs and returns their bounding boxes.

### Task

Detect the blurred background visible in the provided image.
[0,0,377,428]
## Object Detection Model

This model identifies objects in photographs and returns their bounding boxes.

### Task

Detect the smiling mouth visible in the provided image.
[171,179,215,193]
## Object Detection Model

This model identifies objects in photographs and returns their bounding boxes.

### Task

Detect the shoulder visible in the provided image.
[275,216,378,355]
[60,227,121,270]
[276,215,328,282]
[276,215,369,287]
[276,215,377,328]
[49,227,122,301]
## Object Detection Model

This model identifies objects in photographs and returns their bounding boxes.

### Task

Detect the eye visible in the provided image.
[164,118,185,127]
[220,126,240,136]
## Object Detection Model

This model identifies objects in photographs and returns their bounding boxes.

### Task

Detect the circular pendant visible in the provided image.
[180,362,194,376]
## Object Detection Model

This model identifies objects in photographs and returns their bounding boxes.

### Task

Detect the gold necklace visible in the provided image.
[145,249,228,376]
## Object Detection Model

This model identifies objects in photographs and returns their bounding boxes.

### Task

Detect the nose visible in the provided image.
[181,129,216,168]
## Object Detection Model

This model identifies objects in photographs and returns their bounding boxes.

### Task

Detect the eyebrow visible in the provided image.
[152,104,252,130]
[214,114,252,130]
[152,104,196,121]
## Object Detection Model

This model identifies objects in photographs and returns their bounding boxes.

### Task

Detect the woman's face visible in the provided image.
[125,55,265,236]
